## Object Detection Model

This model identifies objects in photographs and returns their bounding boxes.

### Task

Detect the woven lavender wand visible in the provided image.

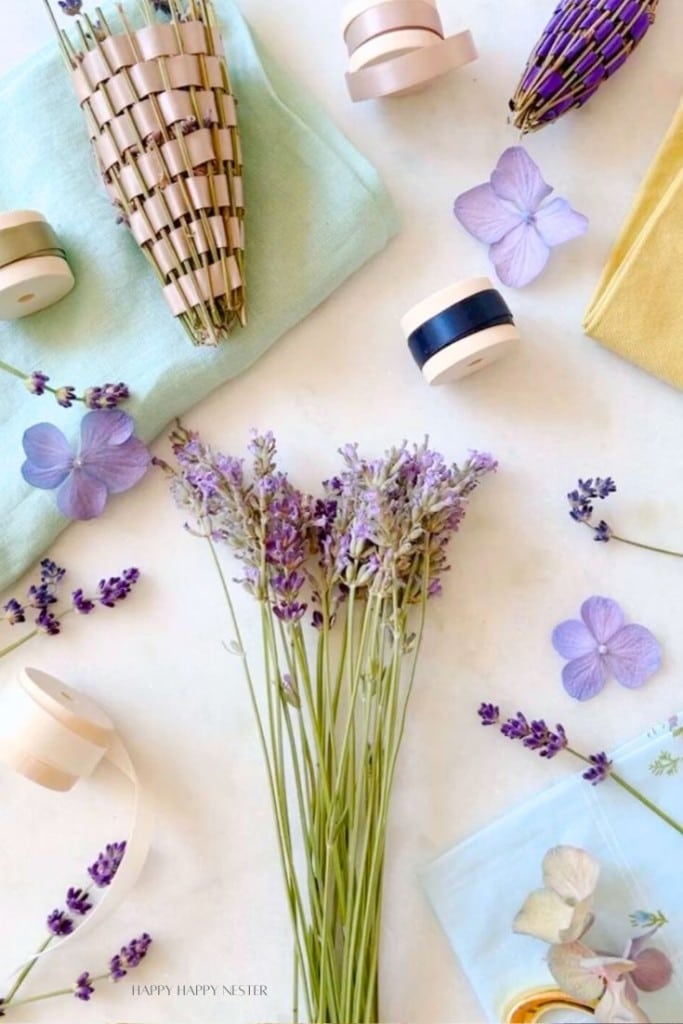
[510,0,660,133]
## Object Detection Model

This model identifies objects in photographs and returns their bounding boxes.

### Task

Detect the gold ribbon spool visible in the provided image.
[505,987,596,1022]
[0,211,75,320]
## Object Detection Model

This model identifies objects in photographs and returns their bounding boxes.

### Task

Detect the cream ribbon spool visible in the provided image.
[0,212,74,321]
[342,0,476,101]
[341,0,437,34]
[347,28,442,74]
[0,215,74,323]
[401,276,520,384]
[0,668,153,967]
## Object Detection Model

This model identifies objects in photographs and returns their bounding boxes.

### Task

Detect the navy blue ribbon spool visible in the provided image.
[407,288,514,369]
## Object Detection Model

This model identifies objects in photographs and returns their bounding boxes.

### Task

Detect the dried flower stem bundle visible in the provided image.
[161,430,496,1022]
[43,0,245,345]
[510,0,660,133]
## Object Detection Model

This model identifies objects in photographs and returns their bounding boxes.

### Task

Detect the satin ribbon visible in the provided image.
[407,288,514,369]
[0,221,65,271]
[344,0,444,54]
[345,23,477,101]
[0,668,153,969]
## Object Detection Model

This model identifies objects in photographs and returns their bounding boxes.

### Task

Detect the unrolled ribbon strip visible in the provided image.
[342,0,477,102]
[0,667,153,968]
[0,212,74,321]
[401,276,520,384]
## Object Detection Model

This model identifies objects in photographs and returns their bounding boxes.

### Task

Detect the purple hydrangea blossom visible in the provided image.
[73,971,95,1001]
[21,410,149,520]
[454,147,588,287]
[88,841,127,887]
[552,596,661,701]
[46,909,74,936]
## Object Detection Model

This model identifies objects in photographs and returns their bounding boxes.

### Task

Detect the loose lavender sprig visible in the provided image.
[0,357,130,409]
[0,935,152,1014]
[1,560,141,657]
[567,476,683,557]
[478,703,683,837]
[1,840,129,1011]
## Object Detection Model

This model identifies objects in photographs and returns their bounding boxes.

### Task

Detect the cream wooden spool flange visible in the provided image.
[401,276,520,384]
[0,211,75,320]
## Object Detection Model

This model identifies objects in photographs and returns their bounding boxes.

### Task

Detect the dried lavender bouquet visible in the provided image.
[159,429,496,1023]
[510,0,660,133]
[45,0,246,345]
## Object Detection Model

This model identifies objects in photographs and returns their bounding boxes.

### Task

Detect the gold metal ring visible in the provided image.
[504,987,595,1022]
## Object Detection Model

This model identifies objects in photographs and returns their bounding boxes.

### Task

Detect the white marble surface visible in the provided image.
[1,2,682,1022]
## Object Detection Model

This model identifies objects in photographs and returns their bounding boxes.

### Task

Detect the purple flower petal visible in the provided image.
[489,221,550,288]
[490,147,553,214]
[630,947,673,992]
[57,469,108,520]
[534,197,589,248]
[605,624,662,689]
[83,435,150,494]
[562,651,607,701]
[80,409,135,451]
[552,619,597,659]
[581,596,624,644]
[453,183,522,244]
[21,422,73,489]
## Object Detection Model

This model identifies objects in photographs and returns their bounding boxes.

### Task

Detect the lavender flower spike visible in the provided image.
[74,972,95,1001]
[454,147,588,288]
[88,840,127,887]
[110,933,153,981]
[46,909,74,936]
[21,410,149,520]
[582,752,613,785]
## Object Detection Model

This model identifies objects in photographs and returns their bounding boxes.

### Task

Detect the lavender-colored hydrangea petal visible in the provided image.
[552,619,596,659]
[581,595,625,644]
[57,469,108,521]
[80,409,135,451]
[21,423,73,489]
[630,946,673,992]
[605,624,662,689]
[562,651,607,701]
[83,435,150,494]
[490,147,553,214]
[453,182,522,244]
[489,221,550,288]
[534,197,589,247]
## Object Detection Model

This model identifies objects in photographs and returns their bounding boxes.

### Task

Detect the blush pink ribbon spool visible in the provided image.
[342,0,477,102]
[0,668,153,970]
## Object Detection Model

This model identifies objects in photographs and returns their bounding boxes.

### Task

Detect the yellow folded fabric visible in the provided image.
[584,97,683,388]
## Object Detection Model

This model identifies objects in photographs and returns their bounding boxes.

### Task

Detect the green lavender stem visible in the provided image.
[612,533,683,559]
[4,973,109,1011]
[2,936,53,1007]
[567,747,683,837]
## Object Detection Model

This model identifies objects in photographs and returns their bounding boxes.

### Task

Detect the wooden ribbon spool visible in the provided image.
[0,211,74,320]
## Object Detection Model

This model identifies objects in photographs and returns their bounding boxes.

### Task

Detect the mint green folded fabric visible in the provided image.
[0,2,398,592]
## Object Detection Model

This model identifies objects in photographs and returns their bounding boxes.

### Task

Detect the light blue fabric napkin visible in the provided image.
[0,1,398,593]
[421,715,683,1023]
